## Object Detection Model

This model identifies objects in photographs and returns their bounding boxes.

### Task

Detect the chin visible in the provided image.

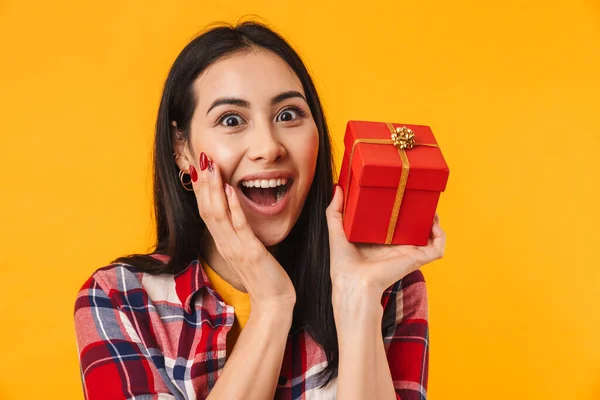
[252,224,292,247]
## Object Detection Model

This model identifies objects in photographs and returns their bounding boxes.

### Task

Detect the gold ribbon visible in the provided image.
[343,123,439,244]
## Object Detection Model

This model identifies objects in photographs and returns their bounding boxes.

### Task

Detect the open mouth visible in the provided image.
[239,178,292,207]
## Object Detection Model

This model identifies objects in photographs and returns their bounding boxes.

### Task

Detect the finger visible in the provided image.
[225,183,256,243]
[377,243,438,286]
[377,220,445,286]
[191,154,213,221]
[422,221,446,262]
[429,214,443,238]
[325,185,349,247]
[191,154,237,251]
[204,159,240,243]
[430,221,446,257]
[206,160,232,223]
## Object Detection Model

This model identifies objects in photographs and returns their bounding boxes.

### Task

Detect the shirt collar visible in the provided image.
[173,258,211,314]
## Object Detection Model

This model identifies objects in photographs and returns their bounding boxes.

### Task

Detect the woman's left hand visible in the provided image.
[326,185,446,303]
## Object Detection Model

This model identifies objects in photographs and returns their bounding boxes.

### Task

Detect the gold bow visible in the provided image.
[391,126,416,149]
[343,123,438,244]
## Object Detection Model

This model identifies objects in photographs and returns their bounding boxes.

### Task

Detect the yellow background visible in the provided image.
[1,0,599,398]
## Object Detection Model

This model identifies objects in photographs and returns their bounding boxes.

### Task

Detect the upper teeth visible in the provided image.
[241,178,288,188]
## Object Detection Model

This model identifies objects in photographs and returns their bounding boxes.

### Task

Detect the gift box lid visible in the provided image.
[344,120,449,191]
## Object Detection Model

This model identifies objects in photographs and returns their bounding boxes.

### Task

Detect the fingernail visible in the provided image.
[200,152,208,171]
[189,165,198,182]
[224,183,232,197]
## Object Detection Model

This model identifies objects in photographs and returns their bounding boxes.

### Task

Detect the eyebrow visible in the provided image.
[271,90,307,105]
[205,98,250,115]
[205,90,307,115]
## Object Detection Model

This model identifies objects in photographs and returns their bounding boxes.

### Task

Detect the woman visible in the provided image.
[74,21,445,400]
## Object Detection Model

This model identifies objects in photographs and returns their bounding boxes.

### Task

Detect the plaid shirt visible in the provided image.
[74,254,429,400]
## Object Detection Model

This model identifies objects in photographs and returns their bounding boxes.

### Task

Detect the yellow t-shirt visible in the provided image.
[201,261,251,357]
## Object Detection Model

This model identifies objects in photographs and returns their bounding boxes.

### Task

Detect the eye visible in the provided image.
[276,107,302,123]
[218,114,245,127]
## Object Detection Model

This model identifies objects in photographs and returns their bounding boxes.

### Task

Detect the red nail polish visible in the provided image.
[189,165,198,182]
[200,152,208,171]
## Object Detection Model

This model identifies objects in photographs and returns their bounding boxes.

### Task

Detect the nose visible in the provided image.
[246,124,287,163]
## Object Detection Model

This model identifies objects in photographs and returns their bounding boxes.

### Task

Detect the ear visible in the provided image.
[171,121,193,171]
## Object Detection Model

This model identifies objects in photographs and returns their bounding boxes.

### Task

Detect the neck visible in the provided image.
[199,232,278,292]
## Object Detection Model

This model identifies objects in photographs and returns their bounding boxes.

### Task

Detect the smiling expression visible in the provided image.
[175,49,320,246]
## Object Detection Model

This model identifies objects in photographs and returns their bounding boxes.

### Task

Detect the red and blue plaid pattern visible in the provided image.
[74,254,429,399]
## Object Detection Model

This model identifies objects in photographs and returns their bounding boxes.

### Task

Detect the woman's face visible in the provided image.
[176,50,319,246]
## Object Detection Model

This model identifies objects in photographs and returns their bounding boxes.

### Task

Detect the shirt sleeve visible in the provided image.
[383,270,429,400]
[74,275,174,400]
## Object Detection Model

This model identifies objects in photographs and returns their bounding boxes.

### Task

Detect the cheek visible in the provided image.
[294,129,319,182]
[193,137,242,183]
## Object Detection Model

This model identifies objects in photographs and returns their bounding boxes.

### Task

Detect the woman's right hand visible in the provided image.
[189,152,296,311]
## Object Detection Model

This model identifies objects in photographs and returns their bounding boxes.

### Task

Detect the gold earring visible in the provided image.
[179,169,194,191]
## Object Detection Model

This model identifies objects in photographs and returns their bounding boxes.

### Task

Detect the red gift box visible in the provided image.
[338,121,449,246]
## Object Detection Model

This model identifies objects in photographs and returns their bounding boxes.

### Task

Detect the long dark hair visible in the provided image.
[113,21,338,383]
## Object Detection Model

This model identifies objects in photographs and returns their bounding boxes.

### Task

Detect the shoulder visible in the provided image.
[73,263,142,316]
[74,253,169,312]
[80,262,144,293]
[382,270,428,325]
